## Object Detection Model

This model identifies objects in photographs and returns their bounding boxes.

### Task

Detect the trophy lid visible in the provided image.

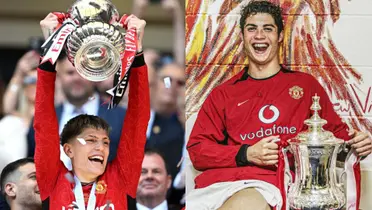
[288,94,344,146]
[68,0,120,25]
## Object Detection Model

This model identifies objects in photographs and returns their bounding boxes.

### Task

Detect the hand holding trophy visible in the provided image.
[40,0,145,109]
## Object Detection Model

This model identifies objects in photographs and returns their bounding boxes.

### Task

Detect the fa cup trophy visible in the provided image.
[41,0,137,108]
[284,95,346,210]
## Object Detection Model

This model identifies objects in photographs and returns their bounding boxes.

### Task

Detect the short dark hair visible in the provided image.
[60,114,111,145]
[240,1,284,35]
[0,158,34,195]
[144,148,170,175]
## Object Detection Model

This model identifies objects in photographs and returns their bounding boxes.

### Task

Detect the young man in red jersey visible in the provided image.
[186,1,372,210]
[34,13,150,209]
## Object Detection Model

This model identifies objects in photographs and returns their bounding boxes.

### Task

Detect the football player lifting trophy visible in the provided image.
[41,0,137,108]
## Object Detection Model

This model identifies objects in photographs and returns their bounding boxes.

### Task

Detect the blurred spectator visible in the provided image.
[152,63,184,117]
[146,63,185,206]
[2,51,38,120]
[0,51,39,175]
[135,149,181,210]
[26,51,126,171]
[132,0,184,65]
[0,158,41,210]
[173,85,185,200]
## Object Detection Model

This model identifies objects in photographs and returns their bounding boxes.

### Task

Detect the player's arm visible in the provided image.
[112,53,150,198]
[187,88,248,171]
[34,13,63,201]
[110,15,150,198]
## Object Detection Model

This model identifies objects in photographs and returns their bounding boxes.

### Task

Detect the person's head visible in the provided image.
[240,0,284,65]
[153,63,185,116]
[56,52,95,106]
[137,149,171,203]
[61,115,111,182]
[0,158,41,208]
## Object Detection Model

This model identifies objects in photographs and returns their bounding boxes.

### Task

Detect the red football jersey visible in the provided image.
[34,58,150,209]
[187,67,350,189]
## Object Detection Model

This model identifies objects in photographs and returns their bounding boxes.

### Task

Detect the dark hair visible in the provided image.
[144,148,170,175]
[240,1,284,35]
[57,50,68,62]
[0,158,34,195]
[60,114,111,145]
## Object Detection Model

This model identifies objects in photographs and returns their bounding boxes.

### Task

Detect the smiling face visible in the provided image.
[242,13,283,66]
[137,153,171,200]
[4,163,41,208]
[63,128,110,182]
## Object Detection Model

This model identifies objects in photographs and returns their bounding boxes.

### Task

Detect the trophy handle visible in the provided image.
[282,147,293,187]
[119,14,129,29]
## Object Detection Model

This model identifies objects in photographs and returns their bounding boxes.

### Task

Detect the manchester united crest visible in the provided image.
[289,86,304,99]
[96,180,107,194]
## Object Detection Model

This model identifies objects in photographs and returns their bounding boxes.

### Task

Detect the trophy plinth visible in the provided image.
[287,95,345,209]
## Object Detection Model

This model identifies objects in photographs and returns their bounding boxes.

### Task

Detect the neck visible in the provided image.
[248,57,281,79]
[73,170,97,183]
[153,102,176,117]
[10,202,41,210]
[137,196,165,209]
[67,94,92,108]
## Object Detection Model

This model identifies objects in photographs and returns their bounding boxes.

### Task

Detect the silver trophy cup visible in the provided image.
[285,95,346,210]
[66,0,125,81]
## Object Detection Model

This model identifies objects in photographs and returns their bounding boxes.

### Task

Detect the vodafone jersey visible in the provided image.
[34,56,150,210]
[187,67,350,189]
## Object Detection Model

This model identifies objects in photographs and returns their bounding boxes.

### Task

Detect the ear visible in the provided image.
[63,143,74,158]
[166,175,172,190]
[278,30,284,43]
[4,183,16,197]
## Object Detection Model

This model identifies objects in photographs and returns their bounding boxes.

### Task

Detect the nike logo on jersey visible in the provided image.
[237,99,249,106]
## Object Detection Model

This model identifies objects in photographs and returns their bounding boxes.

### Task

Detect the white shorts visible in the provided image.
[186,180,283,210]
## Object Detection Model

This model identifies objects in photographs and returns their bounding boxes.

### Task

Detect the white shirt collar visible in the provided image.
[136,200,168,210]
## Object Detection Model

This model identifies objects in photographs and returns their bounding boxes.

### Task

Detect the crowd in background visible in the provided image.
[0,0,186,209]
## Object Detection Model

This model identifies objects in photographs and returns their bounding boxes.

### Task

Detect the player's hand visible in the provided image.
[346,130,372,157]
[246,136,279,166]
[123,15,146,52]
[40,13,59,40]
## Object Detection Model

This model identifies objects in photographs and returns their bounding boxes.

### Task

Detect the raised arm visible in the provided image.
[34,13,63,201]
[111,16,150,198]
[187,88,247,171]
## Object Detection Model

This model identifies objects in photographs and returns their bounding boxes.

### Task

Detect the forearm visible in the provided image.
[3,75,23,115]
[34,62,61,200]
[187,134,244,170]
[116,53,150,197]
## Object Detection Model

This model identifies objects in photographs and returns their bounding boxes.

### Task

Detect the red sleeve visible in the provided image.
[34,68,62,200]
[110,61,150,198]
[312,77,350,141]
[187,88,242,171]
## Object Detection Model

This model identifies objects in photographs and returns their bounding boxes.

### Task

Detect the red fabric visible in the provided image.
[354,162,361,210]
[187,68,350,192]
[34,63,150,209]
[82,184,93,206]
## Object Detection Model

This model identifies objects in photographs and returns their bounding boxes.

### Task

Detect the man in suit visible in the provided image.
[26,51,126,169]
[146,63,185,183]
[135,149,181,210]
